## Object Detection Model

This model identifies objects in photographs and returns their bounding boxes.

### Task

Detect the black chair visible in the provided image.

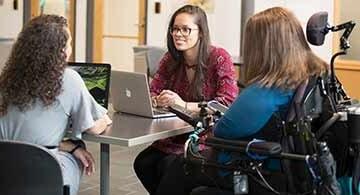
[0,140,70,195]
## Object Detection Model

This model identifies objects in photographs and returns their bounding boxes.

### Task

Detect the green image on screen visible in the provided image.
[70,66,109,108]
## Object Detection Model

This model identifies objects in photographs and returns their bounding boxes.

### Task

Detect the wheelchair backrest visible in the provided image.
[292,76,350,177]
[286,76,324,123]
[281,75,350,193]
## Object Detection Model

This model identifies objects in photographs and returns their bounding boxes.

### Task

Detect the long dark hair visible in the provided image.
[166,5,211,100]
[0,15,69,115]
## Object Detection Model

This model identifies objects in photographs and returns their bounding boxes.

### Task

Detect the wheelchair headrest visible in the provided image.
[306,11,329,46]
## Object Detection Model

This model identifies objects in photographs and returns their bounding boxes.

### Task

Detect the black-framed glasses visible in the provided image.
[170,26,199,36]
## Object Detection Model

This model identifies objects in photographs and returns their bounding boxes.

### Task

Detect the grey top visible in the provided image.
[0,68,107,146]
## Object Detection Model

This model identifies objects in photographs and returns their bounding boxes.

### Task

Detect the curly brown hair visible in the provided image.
[0,15,69,115]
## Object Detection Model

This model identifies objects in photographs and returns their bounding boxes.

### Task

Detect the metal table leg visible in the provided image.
[100,143,110,195]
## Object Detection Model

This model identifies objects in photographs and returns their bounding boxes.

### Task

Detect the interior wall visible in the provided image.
[0,0,23,71]
[334,0,360,99]
[335,60,360,99]
[102,0,140,71]
[0,0,23,39]
[242,0,334,62]
[41,0,66,15]
[75,0,87,62]
[286,0,334,62]
[146,0,242,58]
[146,0,334,62]
[338,0,360,61]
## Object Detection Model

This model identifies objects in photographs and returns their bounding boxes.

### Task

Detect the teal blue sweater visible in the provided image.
[213,83,352,194]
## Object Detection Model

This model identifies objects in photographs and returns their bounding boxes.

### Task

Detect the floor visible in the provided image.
[78,141,149,195]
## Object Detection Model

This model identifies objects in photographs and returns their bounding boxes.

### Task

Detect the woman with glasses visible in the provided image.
[133,4,238,195]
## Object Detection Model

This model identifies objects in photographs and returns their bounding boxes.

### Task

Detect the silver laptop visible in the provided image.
[110,70,176,118]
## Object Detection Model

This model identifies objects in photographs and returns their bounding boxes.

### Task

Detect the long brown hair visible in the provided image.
[166,5,211,100]
[243,7,327,90]
[0,15,69,115]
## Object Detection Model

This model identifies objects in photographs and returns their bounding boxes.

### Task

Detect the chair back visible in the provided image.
[133,45,166,78]
[0,140,69,195]
[146,46,166,77]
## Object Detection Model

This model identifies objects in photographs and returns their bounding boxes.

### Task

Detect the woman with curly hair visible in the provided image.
[0,15,111,195]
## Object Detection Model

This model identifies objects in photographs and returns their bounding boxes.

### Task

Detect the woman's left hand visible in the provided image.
[156,90,185,107]
[59,140,96,176]
[72,148,96,176]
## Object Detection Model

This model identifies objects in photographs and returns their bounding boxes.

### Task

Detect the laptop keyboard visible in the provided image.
[153,108,170,115]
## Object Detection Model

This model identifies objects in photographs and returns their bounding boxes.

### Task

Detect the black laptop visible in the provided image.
[68,62,111,109]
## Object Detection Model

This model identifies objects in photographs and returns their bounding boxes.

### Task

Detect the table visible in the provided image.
[82,112,193,195]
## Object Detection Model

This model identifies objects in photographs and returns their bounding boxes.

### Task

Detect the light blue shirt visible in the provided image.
[0,68,107,146]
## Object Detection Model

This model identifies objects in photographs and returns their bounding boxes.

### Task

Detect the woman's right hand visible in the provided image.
[151,96,158,107]
[156,90,185,108]
[104,114,112,125]
[72,148,96,176]
[86,114,112,134]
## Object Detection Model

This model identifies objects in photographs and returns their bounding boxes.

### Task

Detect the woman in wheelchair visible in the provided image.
[154,7,330,195]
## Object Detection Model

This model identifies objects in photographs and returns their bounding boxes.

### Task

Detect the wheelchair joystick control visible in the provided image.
[233,171,248,195]
[195,101,212,131]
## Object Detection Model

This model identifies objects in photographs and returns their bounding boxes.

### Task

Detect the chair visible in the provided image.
[182,76,350,194]
[0,140,70,195]
[133,45,166,78]
[146,46,166,78]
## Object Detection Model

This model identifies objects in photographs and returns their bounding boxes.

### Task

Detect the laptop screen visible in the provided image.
[67,62,111,109]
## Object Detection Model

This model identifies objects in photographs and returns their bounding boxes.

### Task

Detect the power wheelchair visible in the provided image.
[169,12,359,195]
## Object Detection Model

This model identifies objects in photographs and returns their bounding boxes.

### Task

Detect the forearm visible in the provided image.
[86,114,112,135]
[178,101,215,116]
[182,102,200,113]
[59,140,76,152]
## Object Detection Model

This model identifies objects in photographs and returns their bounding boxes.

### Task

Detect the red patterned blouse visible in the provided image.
[150,46,239,154]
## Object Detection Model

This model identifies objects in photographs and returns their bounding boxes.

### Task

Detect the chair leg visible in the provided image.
[63,185,70,195]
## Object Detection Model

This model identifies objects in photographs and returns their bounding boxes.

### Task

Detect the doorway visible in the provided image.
[100,0,146,71]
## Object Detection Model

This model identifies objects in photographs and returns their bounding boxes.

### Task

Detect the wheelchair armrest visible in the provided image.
[204,137,282,157]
